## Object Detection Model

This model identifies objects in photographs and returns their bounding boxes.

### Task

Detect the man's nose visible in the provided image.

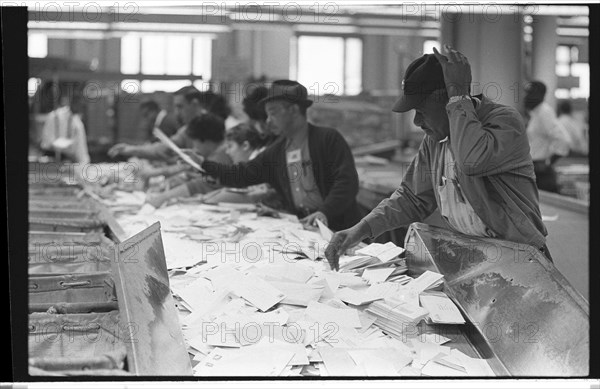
[413,112,424,127]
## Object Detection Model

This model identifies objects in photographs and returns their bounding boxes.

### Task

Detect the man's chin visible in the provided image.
[422,129,446,142]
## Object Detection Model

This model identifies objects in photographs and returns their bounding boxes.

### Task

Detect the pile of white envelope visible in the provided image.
[107,199,495,377]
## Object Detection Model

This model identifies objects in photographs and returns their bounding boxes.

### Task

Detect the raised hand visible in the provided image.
[432,44,472,97]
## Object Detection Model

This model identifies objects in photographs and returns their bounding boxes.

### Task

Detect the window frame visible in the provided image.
[293,32,363,96]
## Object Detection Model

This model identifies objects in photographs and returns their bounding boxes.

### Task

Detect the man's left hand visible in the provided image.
[300,211,328,228]
[432,44,472,97]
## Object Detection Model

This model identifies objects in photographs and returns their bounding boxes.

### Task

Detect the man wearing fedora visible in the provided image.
[185,80,363,231]
[325,44,551,270]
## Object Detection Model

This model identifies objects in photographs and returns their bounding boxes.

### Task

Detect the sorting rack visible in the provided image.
[28,162,191,376]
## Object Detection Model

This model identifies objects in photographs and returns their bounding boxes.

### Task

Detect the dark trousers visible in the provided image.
[533,160,559,193]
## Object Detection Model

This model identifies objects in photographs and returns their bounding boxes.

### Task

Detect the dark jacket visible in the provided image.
[158,113,181,137]
[202,123,362,231]
[364,95,548,249]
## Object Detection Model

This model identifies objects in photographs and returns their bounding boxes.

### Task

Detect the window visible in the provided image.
[28,33,48,58]
[555,44,589,99]
[120,33,212,92]
[295,35,362,96]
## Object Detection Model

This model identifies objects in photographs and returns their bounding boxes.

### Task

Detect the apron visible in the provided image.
[437,141,495,238]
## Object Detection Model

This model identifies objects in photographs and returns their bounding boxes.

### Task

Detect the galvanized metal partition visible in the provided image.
[404,222,589,376]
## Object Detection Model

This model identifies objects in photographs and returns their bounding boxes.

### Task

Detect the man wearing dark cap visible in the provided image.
[524,80,571,192]
[184,80,363,231]
[325,44,552,270]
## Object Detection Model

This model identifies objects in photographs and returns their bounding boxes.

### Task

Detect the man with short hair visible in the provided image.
[325,45,551,270]
[139,99,180,138]
[524,81,571,193]
[183,80,363,231]
[108,86,201,160]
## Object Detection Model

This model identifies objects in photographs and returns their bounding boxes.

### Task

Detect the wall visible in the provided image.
[531,15,559,110]
[441,13,525,110]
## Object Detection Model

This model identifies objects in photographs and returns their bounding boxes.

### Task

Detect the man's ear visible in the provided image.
[290,104,301,117]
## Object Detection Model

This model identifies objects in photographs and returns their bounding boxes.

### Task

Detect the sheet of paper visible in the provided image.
[335,287,384,306]
[177,277,215,312]
[153,127,206,172]
[203,264,244,291]
[304,301,362,328]
[249,262,314,284]
[192,325,242,348]
[419,291,465,324]
[181,290,233,327]
[421,360,468,376]
[323,274,341,292]
[161,234,207,269]
[318,348,365,376]
[232,274,286,312]
[410,341,451,363]
[268,281,324,307]
[451,349,495,376]
[347,349,405,376]
[356,241,405,262]
[362,267,395,284]
[194,346,294,376]
[417,333,452,345]
[326,272,368,288]
[253,338,309,366]
[315,218,334,241]
[407,270,445,293]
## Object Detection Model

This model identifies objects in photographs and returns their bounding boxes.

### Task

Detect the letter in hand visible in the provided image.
[108,143,131,158]
[432,44,472,97]
[324,222,370,271]
[180,149,205,168]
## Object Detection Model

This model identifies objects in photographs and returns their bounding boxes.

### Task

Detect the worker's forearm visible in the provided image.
[144,164,189,179]
[128,143,171,160]
[162,184,192,201]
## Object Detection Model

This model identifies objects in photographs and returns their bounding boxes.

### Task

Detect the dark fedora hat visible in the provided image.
[259,80,313,108]
[392,54,446,113]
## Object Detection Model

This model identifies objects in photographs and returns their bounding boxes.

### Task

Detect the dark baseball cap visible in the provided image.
[392,54,446,113]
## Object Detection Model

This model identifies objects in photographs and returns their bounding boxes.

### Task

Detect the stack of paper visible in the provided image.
[406,270,445,293]
[387,273,412,285]
[109,195,497,378]
[366,301,429,338]
[419,291,465,324]
[338,255,382,272]
[356,242,405,262]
